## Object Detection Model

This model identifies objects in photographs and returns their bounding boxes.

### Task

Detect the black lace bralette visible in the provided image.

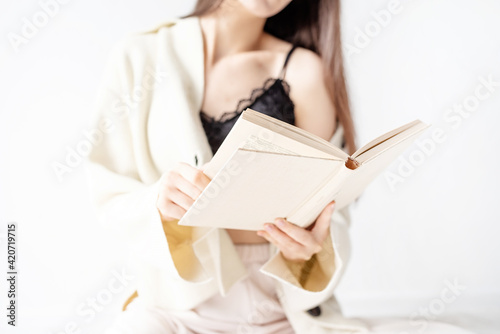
[200,45,297,155]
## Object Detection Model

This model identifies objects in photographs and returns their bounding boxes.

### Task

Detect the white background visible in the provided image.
[1,0,499,333]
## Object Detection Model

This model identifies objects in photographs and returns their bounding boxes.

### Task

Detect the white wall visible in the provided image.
[337,1,500,326]
[1,0,499,333]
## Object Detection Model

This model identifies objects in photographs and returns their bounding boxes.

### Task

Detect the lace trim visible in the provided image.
[200,77,292,124]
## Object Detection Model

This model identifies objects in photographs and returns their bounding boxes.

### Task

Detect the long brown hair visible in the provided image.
[185,0,356,154]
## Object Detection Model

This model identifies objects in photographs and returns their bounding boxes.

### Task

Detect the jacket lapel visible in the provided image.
[148,16,213,171]
[146,17,249,294]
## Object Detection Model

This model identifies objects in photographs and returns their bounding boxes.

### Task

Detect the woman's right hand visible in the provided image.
[156,162,211,222]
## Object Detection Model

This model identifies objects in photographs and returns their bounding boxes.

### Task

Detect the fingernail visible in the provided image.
[329,202,336,210]
[264,224,273,231]
[276,218,285,227]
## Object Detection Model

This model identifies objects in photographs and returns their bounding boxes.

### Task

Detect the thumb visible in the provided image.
[311,201,335,242]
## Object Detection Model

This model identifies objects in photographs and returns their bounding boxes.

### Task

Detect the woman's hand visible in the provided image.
[257,201,335,263]
[156,162,211,222]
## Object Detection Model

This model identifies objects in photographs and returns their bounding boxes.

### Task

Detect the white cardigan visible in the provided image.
[86,16,367,333]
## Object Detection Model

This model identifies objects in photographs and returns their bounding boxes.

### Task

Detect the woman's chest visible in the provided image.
[200,53,283,119]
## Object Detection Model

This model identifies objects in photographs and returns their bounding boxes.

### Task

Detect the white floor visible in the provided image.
[2,311,498,334]
[437,313,500,334]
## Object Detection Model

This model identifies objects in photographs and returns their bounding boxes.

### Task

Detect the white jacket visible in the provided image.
[86,15,367,333]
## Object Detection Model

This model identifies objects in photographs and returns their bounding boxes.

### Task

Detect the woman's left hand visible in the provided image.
[257,201,335,263]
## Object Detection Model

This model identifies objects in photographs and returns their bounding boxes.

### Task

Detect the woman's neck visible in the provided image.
[199,1,267,65]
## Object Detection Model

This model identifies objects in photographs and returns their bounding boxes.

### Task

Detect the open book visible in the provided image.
[178,108,429,230]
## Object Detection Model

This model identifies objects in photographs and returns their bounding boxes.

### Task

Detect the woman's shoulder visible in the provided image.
[262,34,323,79]
[286,47,324,84]
[111,17,178,54]
[263,36,336,141]
[261,34,324,86]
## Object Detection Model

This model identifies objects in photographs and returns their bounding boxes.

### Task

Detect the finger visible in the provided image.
[174,163,211,191]
[170,172,203,200]
[262,223,304,254]
[157,199,186,221]
[168,188,195,211]
[256,230,276,245]
[273,218,319,252]
[257,230,287,253]
[258,229,312,262]
[311,201,335,242]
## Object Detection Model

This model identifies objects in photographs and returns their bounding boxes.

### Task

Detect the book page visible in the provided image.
[240,135,297,155]
[203,116,344,179]
[354,121,429,164]
[180,148,343,230]
[287,121,430,223]
[243,109,349,159]
[352,120,428,161]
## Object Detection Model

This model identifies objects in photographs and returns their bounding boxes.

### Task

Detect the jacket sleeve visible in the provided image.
[260,205,352,311]
[84,34,212,284]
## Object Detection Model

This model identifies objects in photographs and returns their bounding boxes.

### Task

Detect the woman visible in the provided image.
[87,0,472,333]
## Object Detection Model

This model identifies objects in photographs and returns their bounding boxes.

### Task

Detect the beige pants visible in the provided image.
[104,243,473,334]
[104,243,295,334]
